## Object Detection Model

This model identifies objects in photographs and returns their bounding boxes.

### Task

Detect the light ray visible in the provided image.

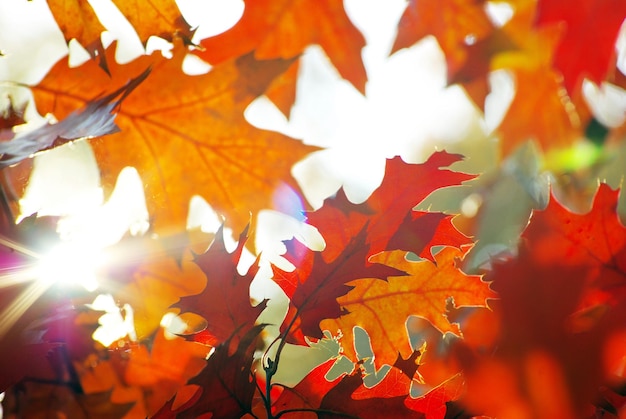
[0,279,50,340]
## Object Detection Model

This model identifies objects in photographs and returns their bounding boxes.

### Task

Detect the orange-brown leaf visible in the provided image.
[320,246,495,367]
[196,0,367,94]
[496,67,582,156]
[392,0,493,74]
[48,0,192,49]
[112,0,194,45]
[124,330,209,416]
[31,44,317,234]
[47,0,105,54]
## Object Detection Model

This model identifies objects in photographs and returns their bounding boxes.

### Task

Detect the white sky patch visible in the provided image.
[583,80,626,128]
[89,294,137,346]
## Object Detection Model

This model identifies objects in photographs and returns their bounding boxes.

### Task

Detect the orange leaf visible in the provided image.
[496,67,582,156]
[124,329,209,416]
[196,0,367,95]
[31,43,317,234]
[47,0,105,56]
[48,0,193,48]
[112,0,194,45]
[392,0,493,74]
[320,246,496,367]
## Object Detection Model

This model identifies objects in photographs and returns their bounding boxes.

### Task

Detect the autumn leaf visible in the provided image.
[46,0,107,67]
[306,153,475,262]
[521,183,626,309]
[196,0,367,99]
[101,235,207,340]
[391,0,493,74]
[496,67,582,156]
[174,226,267,350]
[273,226,407,344]
[0,69,148,168]
[459,184,626,416]
[320,245,495,368]
[534,0,626,95]
[447,29,519,110]
[123,329,209,416]
[0,99,26,132]
[31,43,317,234]
[272,358,339,418]
[172,325,265,418]
[47,0,193,54]
[318,370,425,419]
[1,384,134,419]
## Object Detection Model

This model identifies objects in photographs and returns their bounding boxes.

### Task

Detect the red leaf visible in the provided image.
[174,226,267,351]
[459,183,626,416]
[272,358,339,418]
[318,371,426,418]
[273,226,407,344]
[175,325,264,418]
[306,153,475,262]
[535,0,626,94]
[522,183,626,308]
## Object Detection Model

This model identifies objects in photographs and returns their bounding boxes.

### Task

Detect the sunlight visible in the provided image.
[35,242,103,292]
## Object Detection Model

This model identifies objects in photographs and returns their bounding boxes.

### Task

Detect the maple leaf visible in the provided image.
[306,153,475,262]
[31,43,317,234]
[0,69,148,168]
[534,0,626,95]
[320,245,495,368]
[174,226,267,350]
[391,0,493,74]
[195,0,367,98]
[273,226,407,344]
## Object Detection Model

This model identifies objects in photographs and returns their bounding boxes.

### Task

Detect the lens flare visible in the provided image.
[35,242,103,292]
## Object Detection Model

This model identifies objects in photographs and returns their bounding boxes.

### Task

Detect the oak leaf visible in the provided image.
[47,0,193,56]
[535,0,626,95]
[273,226,407,344]
[521,183,626,308]
[272,358,338,418]
[171,325,265,418]
[124,329,209,416]
[392,0,493,74]
[459,184,626,416]
[318,370,425,419]
[174,226,267,350]
[31,43,317,234]
[496,67,582,156]
[1,383,134,419]
[306,153,475,262]
[196,0,367,99]
[320,246,495,367]
[46,0,107,67]
[103,235,207,340]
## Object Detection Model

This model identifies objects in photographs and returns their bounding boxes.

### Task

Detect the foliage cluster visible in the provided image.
[1,0,626,418]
